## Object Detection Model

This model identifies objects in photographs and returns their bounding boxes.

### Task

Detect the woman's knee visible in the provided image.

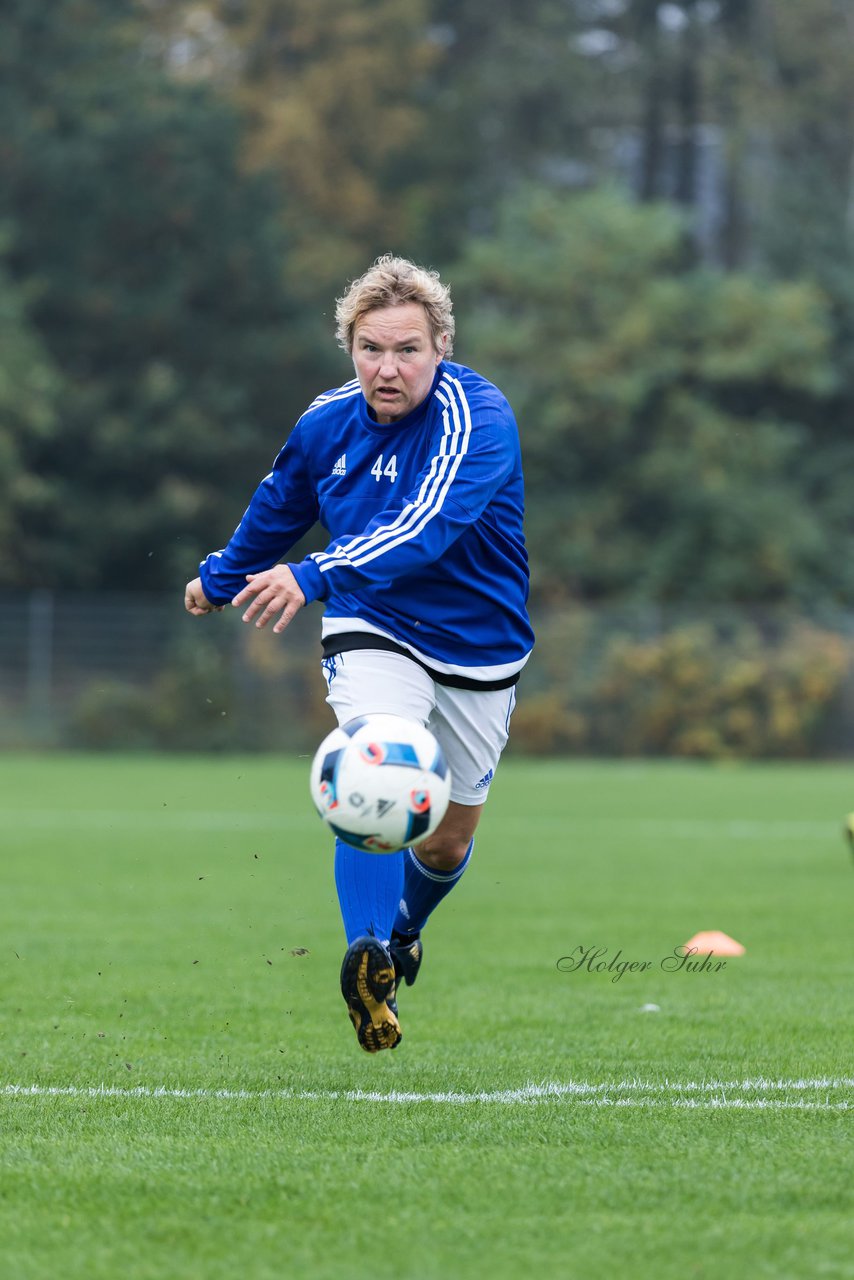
[414,799,482,870]
[414,833,470,870]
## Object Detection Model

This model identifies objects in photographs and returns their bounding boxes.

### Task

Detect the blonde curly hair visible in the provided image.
[335,254,455,356]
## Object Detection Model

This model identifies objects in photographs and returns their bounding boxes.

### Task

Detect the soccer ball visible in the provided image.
[309,714,451,853]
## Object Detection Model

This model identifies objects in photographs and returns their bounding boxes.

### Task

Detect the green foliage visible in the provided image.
[1,0,852,616]
[0,0,335,590]
[69,680,165,750]
[0,247,62,582]
[513,607,851,759]
[746,0,854,285]
[455,186,839,602]
[68,640,240,752]
[201,0,438,290]
[67,621,332,751]
[413,1,600,256]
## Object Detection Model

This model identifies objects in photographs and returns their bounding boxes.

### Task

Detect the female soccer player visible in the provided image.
[185,255,533,1052]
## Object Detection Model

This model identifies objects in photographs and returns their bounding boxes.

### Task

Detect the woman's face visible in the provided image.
[352,302,445,423]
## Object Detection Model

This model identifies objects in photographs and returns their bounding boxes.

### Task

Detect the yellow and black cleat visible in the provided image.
[390,930,423,988]
[340,936,401,1053]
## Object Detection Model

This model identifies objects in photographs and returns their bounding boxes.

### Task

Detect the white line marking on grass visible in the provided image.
[0,813,838,840]
[3,1078,852,1112]
[1,810,315,832]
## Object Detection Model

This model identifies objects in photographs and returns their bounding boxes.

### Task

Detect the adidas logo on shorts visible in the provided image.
[474,769,494,790]
[332,454,347,476]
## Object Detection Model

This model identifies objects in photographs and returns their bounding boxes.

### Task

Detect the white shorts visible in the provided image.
[321,649,517,806]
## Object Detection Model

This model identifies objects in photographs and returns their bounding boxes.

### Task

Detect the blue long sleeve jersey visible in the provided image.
[199,361,534,685]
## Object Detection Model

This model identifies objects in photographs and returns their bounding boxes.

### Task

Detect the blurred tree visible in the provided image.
[745,1,854,613]
[3,0,851,609]
[0,246,62,584]
[0,0,334,589]
[454,186,842,604]
[709,0,854,280]
[570,0,749,261]
[564,1,854,278]
[167,1,600,263]
[180,0,440,292]
[416,0,600,255]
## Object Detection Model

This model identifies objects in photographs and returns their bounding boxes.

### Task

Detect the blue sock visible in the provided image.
[334,839,404,946]
[392,840,473,937]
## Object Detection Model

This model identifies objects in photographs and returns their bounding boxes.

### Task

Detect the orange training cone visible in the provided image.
[683,930,745,956]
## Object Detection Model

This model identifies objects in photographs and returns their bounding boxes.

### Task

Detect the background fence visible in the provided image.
[3,591,854,758]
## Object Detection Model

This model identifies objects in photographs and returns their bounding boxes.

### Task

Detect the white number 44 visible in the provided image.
[370,454,398,483]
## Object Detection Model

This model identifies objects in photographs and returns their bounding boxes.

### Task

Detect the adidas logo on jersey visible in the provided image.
[474,769,494,790]
[331,454,347,476]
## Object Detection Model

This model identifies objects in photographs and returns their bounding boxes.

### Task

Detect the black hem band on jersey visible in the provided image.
[320,632,521,692]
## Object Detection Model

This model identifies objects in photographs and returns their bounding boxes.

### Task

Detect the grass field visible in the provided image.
[1,752,853,1279]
